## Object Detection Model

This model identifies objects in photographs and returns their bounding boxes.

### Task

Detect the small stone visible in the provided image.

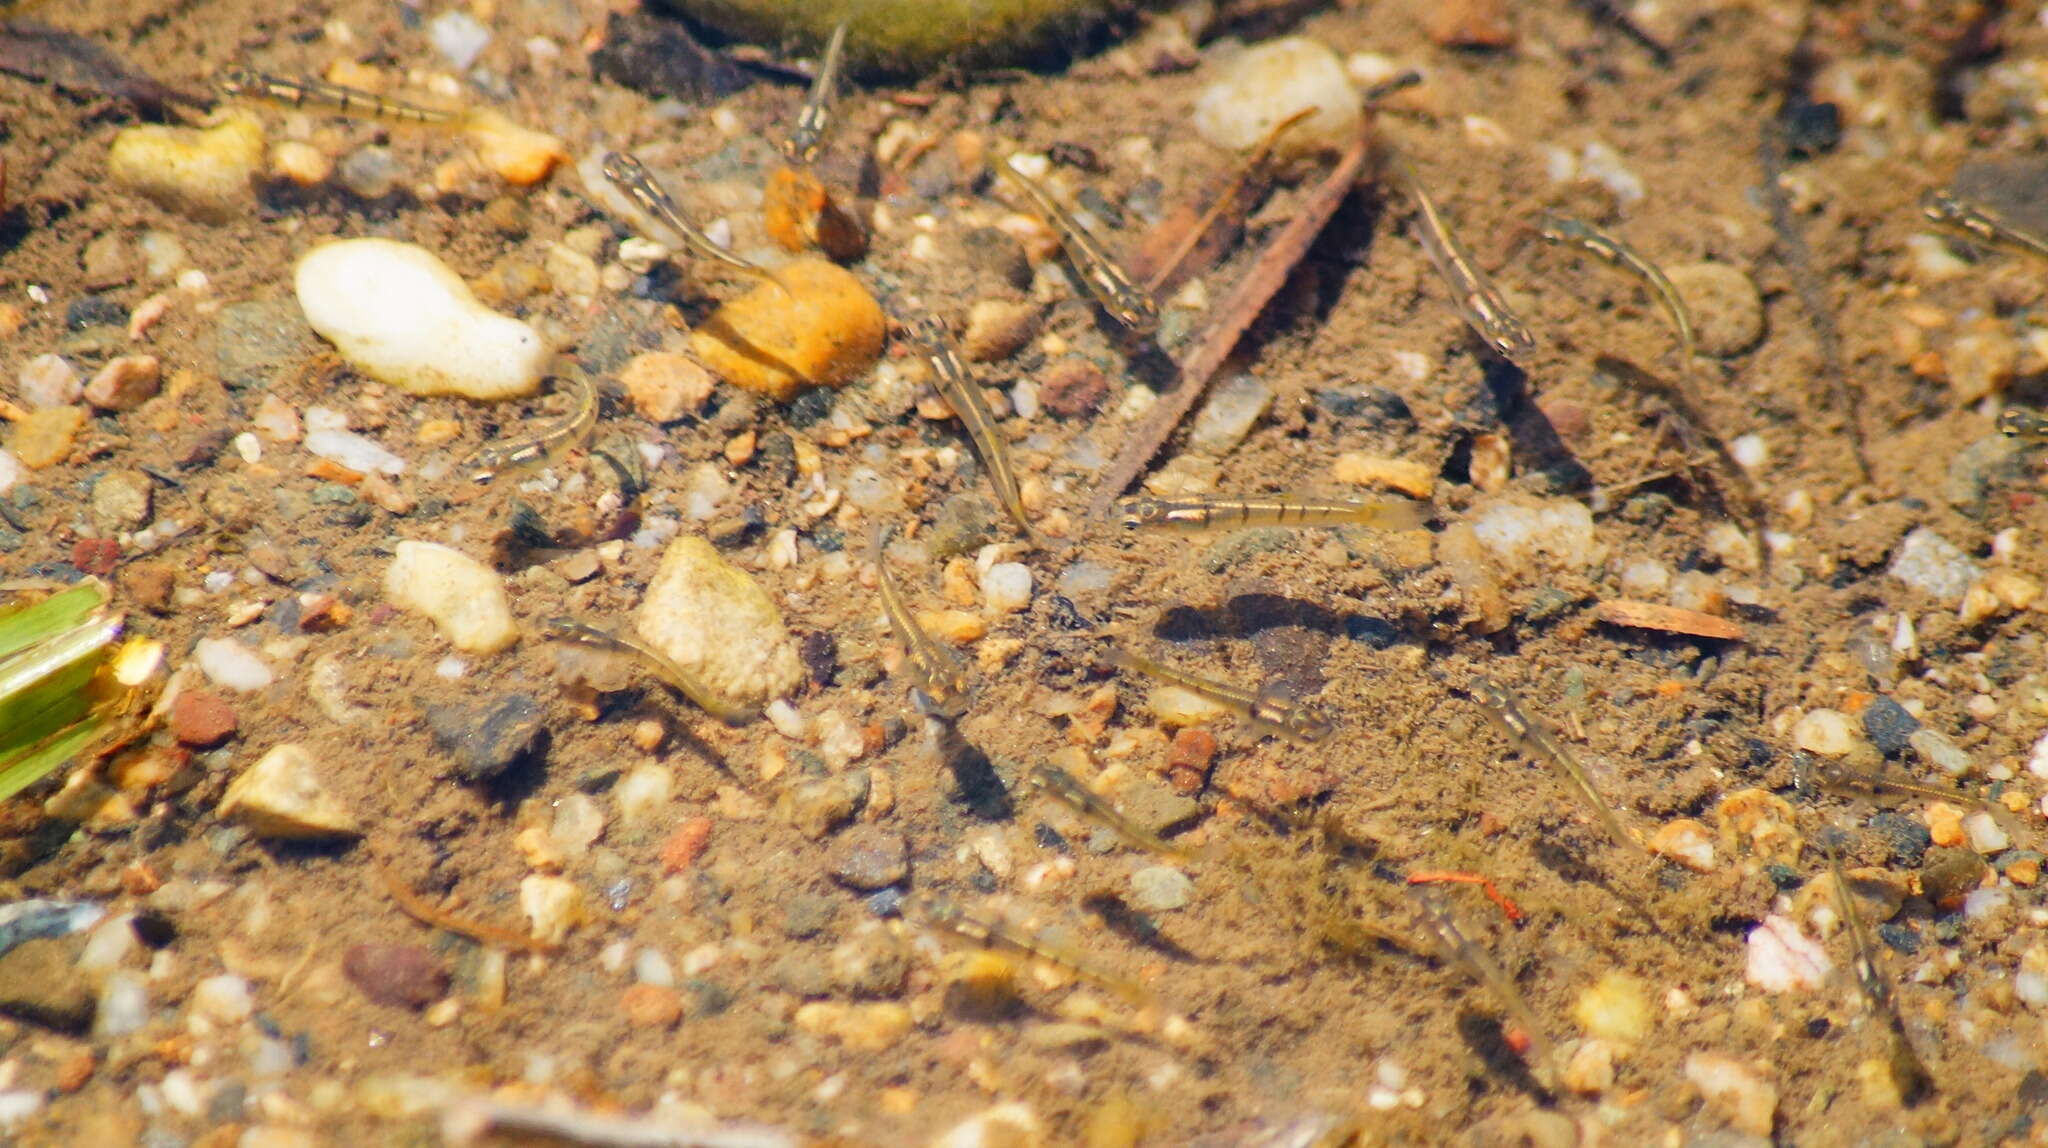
[620,983,683,1028]
[1907,727,1970,776]
[271,140,332,186]
[1964,810,2010,854]
[1889,527,1979,606]
[927,495,998,559]
[122,560,175,612]
[1129,865,1193,912]
[981,562,1032,614]
[1038,357,1108,419]
[1745,914,1832,993]
[1426,0,1514,48]
[784,770,870,839]
[1167,727,1217,773]
[828,929,910,997]
[385,540,519,654]
[342,944,448,1009]
[213,300,317,392]
[691,258,886,402]
[17,354,81,409]
[90,469,153,531]
[10,406,86,468]
[0,938,97,1030]
[460,109,568,187]
[190,973,254,1024]
[1947,329,2019,403]
[620,351,716,423]
[1647,818,1715,872]
[1148,685,1229,729]
[930,1102,1043,1148]
[660,817,714,872]
[108,112,264,221]
[614,763,674,827]
[1793,708,1859,757]
[829,826,910,890]
[1192,36,1362,159]
[1574,972,1651,1044]
[337,145,401,199]
[1187,374,1273,455]
[1562,1039,1615,1094]
[1331,452,1434,498]
[1920,846,1987,906]
[253,395,302,442]
[1684,1052,1778,1137]
[1860,696,1921,757]
[1668,263,1764,356]
[170,689,237,747]
[1925,801,1965,848]
[193,637,274,692]
[961,299,1040,363]
[218,744,360,839]
[519,875,586,945]
[636,536,805,716]
[425,694,544,782]
[83,355,161,411]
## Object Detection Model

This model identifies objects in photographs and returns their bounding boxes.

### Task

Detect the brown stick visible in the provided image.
[374,862,561,954]
[1087,129,1373,520]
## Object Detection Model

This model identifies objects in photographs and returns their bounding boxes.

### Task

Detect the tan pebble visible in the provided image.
[1427,0,1514,47]
[690,258,886,402]
[2008,856,2039,886]
[11,405,87,467]
[1648,818,1715,872]
[323,59,387,90]
[424,998,460,1028]
[415,418,462,446]
[127,292,174,340]
[918,609,986,644]
[1574,971,1651,1044]
[762,165,868,261]
[620,983,683,1028]
[0,304,24,338]
[1925,800,1965,848]
[108,112,264,222]
[460,109,568,186]
[1331,452,1434,498]
[518,874,586,945]
[1147,685,1228,729]
[271,141,332,186]
[619,351,716,423]
[962,299,1041,363]
[723,430,756,466]
[1714,788,1802,864]
[631,720,666,752]
[1987,569,2041,612]
[1668,262,1765,357]
[942,557,979,607]
[1468,432,1511,493]
[358,472,413,515]
[84,354,161,411]
[839,1002,913,1052]
[1683,1052,1777,1137]
[1562,1038,1615,1094]
[1946,328,2017,404]
[515,824,566,872]
[217,744,361,840]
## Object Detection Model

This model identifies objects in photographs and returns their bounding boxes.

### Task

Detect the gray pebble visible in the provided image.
[925,495,997,560]
[1187,373,1273,455]
[1889,527,1980,606]
[827,929,909,998]
[827,826,909,890]
[783,771,869,839]
[1859,696,1920,757]
[1668,262,1764,357]
[342,943,448,1010]
[212,300,316,392]
[424,694,545,781]
[1129,865,1193,913]
[90,469,153,531]
[780,893,838,940]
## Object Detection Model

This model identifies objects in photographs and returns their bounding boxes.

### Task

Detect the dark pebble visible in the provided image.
[954,226,1031,290]
[780,893,838,940]
[785,386,833,428]
[1861,696,1921,757]
[1344,615,1399,649]
[810,525,845,553]
[1038,357,1109,419]
[212,300,316,392]
[1877,921,1921,956]
[1781,98,1842,158]
[67,296,128,330]
[588,9,748,100]
[1765,863,1801,891]
[0,937,95,1030]
[343,943,449,1009]
[1313,384,1411,423]
[926,494,998,560]
[424,694,545,781]
[827,826,910,891]
[1919,846,1987,906]
[866,887,906,917]
[1870,811,1932,867]
[755,432,797,485]
[682,978,733,1018]
[798,630,839,687]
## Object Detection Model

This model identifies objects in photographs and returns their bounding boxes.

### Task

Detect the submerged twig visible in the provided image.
[1088,128,1372,519]
[374,863,559,955]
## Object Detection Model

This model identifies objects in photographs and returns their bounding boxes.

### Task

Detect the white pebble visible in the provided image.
[1619,560,1670,598]
[138,231,188,278]
[1580,141,1644,204]
[981,562,1033,614]
[1890,527,1980,605]
[617,236,669,274]
[1964,811,2011,853]
[295,238,549,400]
[428,9,492,70]
[190,973,254,1023]
[233,431,262,463]
[1192,37,1361,158]
[2017,969,2048,1008]
[634,948,675,987]
[1129,865,1193,912]
[193,637,275,692]
[95,971,149,1038]
[159,1068,210,1117]
[1745,914,1833,992]
[17,354,80,408]
[1471,498,1603,571]
[0,450,24,498]
[766,699,808,740]
[433,656,467,679]
[1729,433,1768,470]
[1792,708,1857,757]
[383,540,519,654]
[614,762,673,827]
[1011,378,1040,419]
[2027,731,2048,779]
[549,794,604,859]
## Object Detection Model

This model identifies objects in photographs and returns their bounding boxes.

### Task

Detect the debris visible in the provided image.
[1595,599,1744,641]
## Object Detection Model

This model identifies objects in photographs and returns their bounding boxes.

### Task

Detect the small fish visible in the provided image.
[999,161,1158,333]
[1028,763,1202,860]
[903,315,1036,539]
[1534,211,1695,368]
[461,368,599,484]
[1408,886,1559,1090]
[782,20,849,165]
[216,66,461,125]
[1999,408,2048,441]
[1389,155,1536,362]
[917,895,1152,1004]
[1921,188,2048,262]
[602,150,781,287]
[870,525,972,718]
[1820,837,1934,1105]
[1106,647,1334,745]
[541,616,758,725]
[1468,677,1641,853]
[1804,758,2023,839]
[1115,493,1428,534]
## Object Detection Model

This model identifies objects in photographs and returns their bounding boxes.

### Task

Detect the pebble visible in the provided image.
[1426,0,1513,47]
[296,238,550,400]
[1038,357,1109,418]
[90,469,153,531]
[828,928,910,997]
[0,449,20,497]
[0,938,96,1030]
[1948,329,2018,403]
[17,354,81,408]
[343,944,448,1009]
[335,145,401,198]
[1683,1052,1778,1137]
[1647,818,1715,872]
[460,110,569,186]
[1965,811,2011,854]
[1792,708,1858,757]
[1667,263,1765,357]
[519,875,585,946]
[614,762,673,827]
[1921,847,1986,906]
[190,973,254,1024]
[271,140,331,186]
[1129,865,1193,912]
[783,771,869,840]
[84,355,161,411]
[214,300,317,391]
[620,983,684,1028]
[10,406,86,468]
[1859,696,1920,756]
[930,1101,1043,1148]
[424,693,544,782]
[981,562,1033,614]
[218,743,360,839]
[962,299,1040,363]
[1574,971,1651,1044]
[1907,727,1970,776]
[1562,1039,1614,1094]
[690,258,886,402]
[619,351,715,423]
[385,540,519,654]
[550,794,605,859]
[1745,914,1832,992]
[95,971,148,1038]
[1470,498,1602,571]
[1889,527,1979,605]
[138,231,187,278]
[1331,453,1434,498]
[1192,37,1362,159]
[108,112,264,221]
[193,637,274,692]
[428,9,491,68]
[660,817,714,872]
[1187,374,1273,455]
[170,689,237,747]
[635,536,806,713]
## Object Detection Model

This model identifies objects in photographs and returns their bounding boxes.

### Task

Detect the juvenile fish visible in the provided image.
[1408,886,1559,1090]
[1468,677,1641,853]
[1106,646,1334,745]
[870,525,972,718]
[1115,493,1428,534]
[1999,408,2048,440]
[1821,838,1933,1105]
[541,616,758,725]
[1028,762,1203,860]
[918,895,1153,1004]
[216,66,461,125]
[602,150,781,287]
[1534,211,1694,368]
[782,20,849,165]
[1921,188,2048,262]
[1804,758,2023,839]
[903,315,1036,539]
[1390,155,1536,362]
[1000,160,1158,333]
[461,368,599,484]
